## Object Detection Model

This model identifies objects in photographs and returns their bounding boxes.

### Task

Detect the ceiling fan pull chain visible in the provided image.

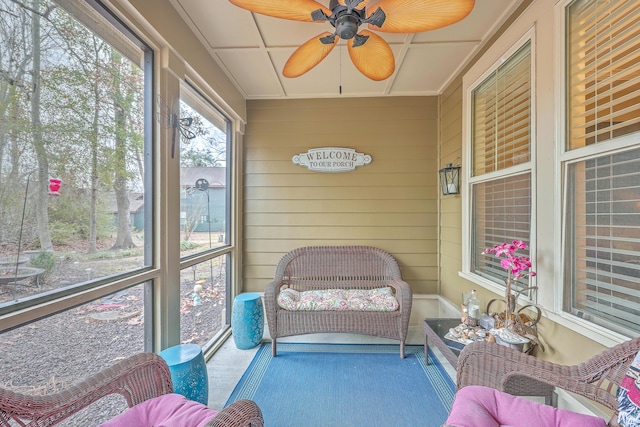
[339,42,343,95]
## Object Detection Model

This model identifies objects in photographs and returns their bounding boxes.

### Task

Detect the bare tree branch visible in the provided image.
[7,0,56,19]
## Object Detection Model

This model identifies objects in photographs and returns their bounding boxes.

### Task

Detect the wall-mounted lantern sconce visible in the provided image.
[439,163,461,195]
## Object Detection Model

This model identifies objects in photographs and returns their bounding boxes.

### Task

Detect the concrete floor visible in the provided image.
[205,324,457,410]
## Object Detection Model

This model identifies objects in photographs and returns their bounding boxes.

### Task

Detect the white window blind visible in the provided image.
[564,148,640,333]
[567,0,640,150]
[472,173,532,292]
[473,42,531,176]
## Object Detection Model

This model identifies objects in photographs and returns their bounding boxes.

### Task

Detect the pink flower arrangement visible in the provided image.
[484,240,536,281]
[483,240,536,329]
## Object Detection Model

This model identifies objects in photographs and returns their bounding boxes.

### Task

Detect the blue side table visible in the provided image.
[231,293,264,349]
[158,343,208,405]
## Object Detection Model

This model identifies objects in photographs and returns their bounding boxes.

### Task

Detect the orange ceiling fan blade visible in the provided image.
[283,32,338,78]
[229,0,331,22]
[348,30,395,81]
[370,0,475,33]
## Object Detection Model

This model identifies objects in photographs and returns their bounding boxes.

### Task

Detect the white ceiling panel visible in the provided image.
[391,43,479,95]
[173,0,262,48]
[216,50,284,98]
[413,0,519,43]
[171,0,523,99]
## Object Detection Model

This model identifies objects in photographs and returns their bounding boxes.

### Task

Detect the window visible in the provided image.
[0,0,152,305]
[469,40,534,292]
[566,0,640,150]
[0,0,154,363]
[180,254,228,346]
[178,83,232,348]
[179,85,230,256]
[563,0,640,334]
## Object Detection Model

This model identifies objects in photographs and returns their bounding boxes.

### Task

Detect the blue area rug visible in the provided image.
[225,343,455,427]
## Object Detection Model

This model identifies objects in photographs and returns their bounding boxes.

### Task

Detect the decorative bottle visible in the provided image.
[467,289,480,327]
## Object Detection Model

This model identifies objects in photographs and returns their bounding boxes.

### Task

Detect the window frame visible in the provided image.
[558,0,640,338]
[461,28,537,299]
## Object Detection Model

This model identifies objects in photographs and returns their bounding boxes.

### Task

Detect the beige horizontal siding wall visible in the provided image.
[439,77,464,303]
[243,97,438,294]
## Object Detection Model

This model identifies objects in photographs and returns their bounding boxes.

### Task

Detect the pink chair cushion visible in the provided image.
[98,393,218,427]
[445,385,607,427]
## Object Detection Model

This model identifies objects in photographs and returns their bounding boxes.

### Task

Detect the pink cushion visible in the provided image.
[98,393,218,427]
[445,385,607,427]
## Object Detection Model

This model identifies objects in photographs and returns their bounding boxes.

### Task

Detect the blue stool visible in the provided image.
[231,293,264,349]
[158,343,208,405]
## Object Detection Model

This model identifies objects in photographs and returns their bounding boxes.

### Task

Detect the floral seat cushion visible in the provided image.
[277,286,399,311]
[617,350,640,426]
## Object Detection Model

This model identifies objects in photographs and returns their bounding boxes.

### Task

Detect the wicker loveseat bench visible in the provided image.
[264,246,412,358]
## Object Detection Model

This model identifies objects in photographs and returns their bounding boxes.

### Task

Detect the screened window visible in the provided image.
[179,85,230,257]
[0,0,152,309]
[470,41,534,290]
[564,0,640,334]
[0,0,154,379]
[178,83,232,348]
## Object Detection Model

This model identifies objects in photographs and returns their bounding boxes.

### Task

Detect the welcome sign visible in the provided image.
[292,147,372,173]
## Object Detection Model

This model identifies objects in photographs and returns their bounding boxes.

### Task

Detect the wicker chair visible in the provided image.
[264,245,412,358]
[0,352,263,427]
[449,337,640,427]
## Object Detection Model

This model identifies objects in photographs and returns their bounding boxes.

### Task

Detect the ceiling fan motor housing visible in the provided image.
[327,0,367,40]
[335,14,359,39]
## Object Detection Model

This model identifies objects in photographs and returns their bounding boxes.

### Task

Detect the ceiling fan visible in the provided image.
[228,0,475,81]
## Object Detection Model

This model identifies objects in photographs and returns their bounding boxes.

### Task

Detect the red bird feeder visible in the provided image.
[49,178,61,196]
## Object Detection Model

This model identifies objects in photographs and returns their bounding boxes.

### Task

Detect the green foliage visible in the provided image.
[180,241,201,251]
[48,195,114,244]
[89,251,116,260]
[30,250,57,272]
[89,248,143,260]
[49,221,81,246]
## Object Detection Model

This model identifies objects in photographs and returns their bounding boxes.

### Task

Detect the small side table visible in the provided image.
[424,318,464,368]
[231,293,264,349]
[159,343,208,405]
